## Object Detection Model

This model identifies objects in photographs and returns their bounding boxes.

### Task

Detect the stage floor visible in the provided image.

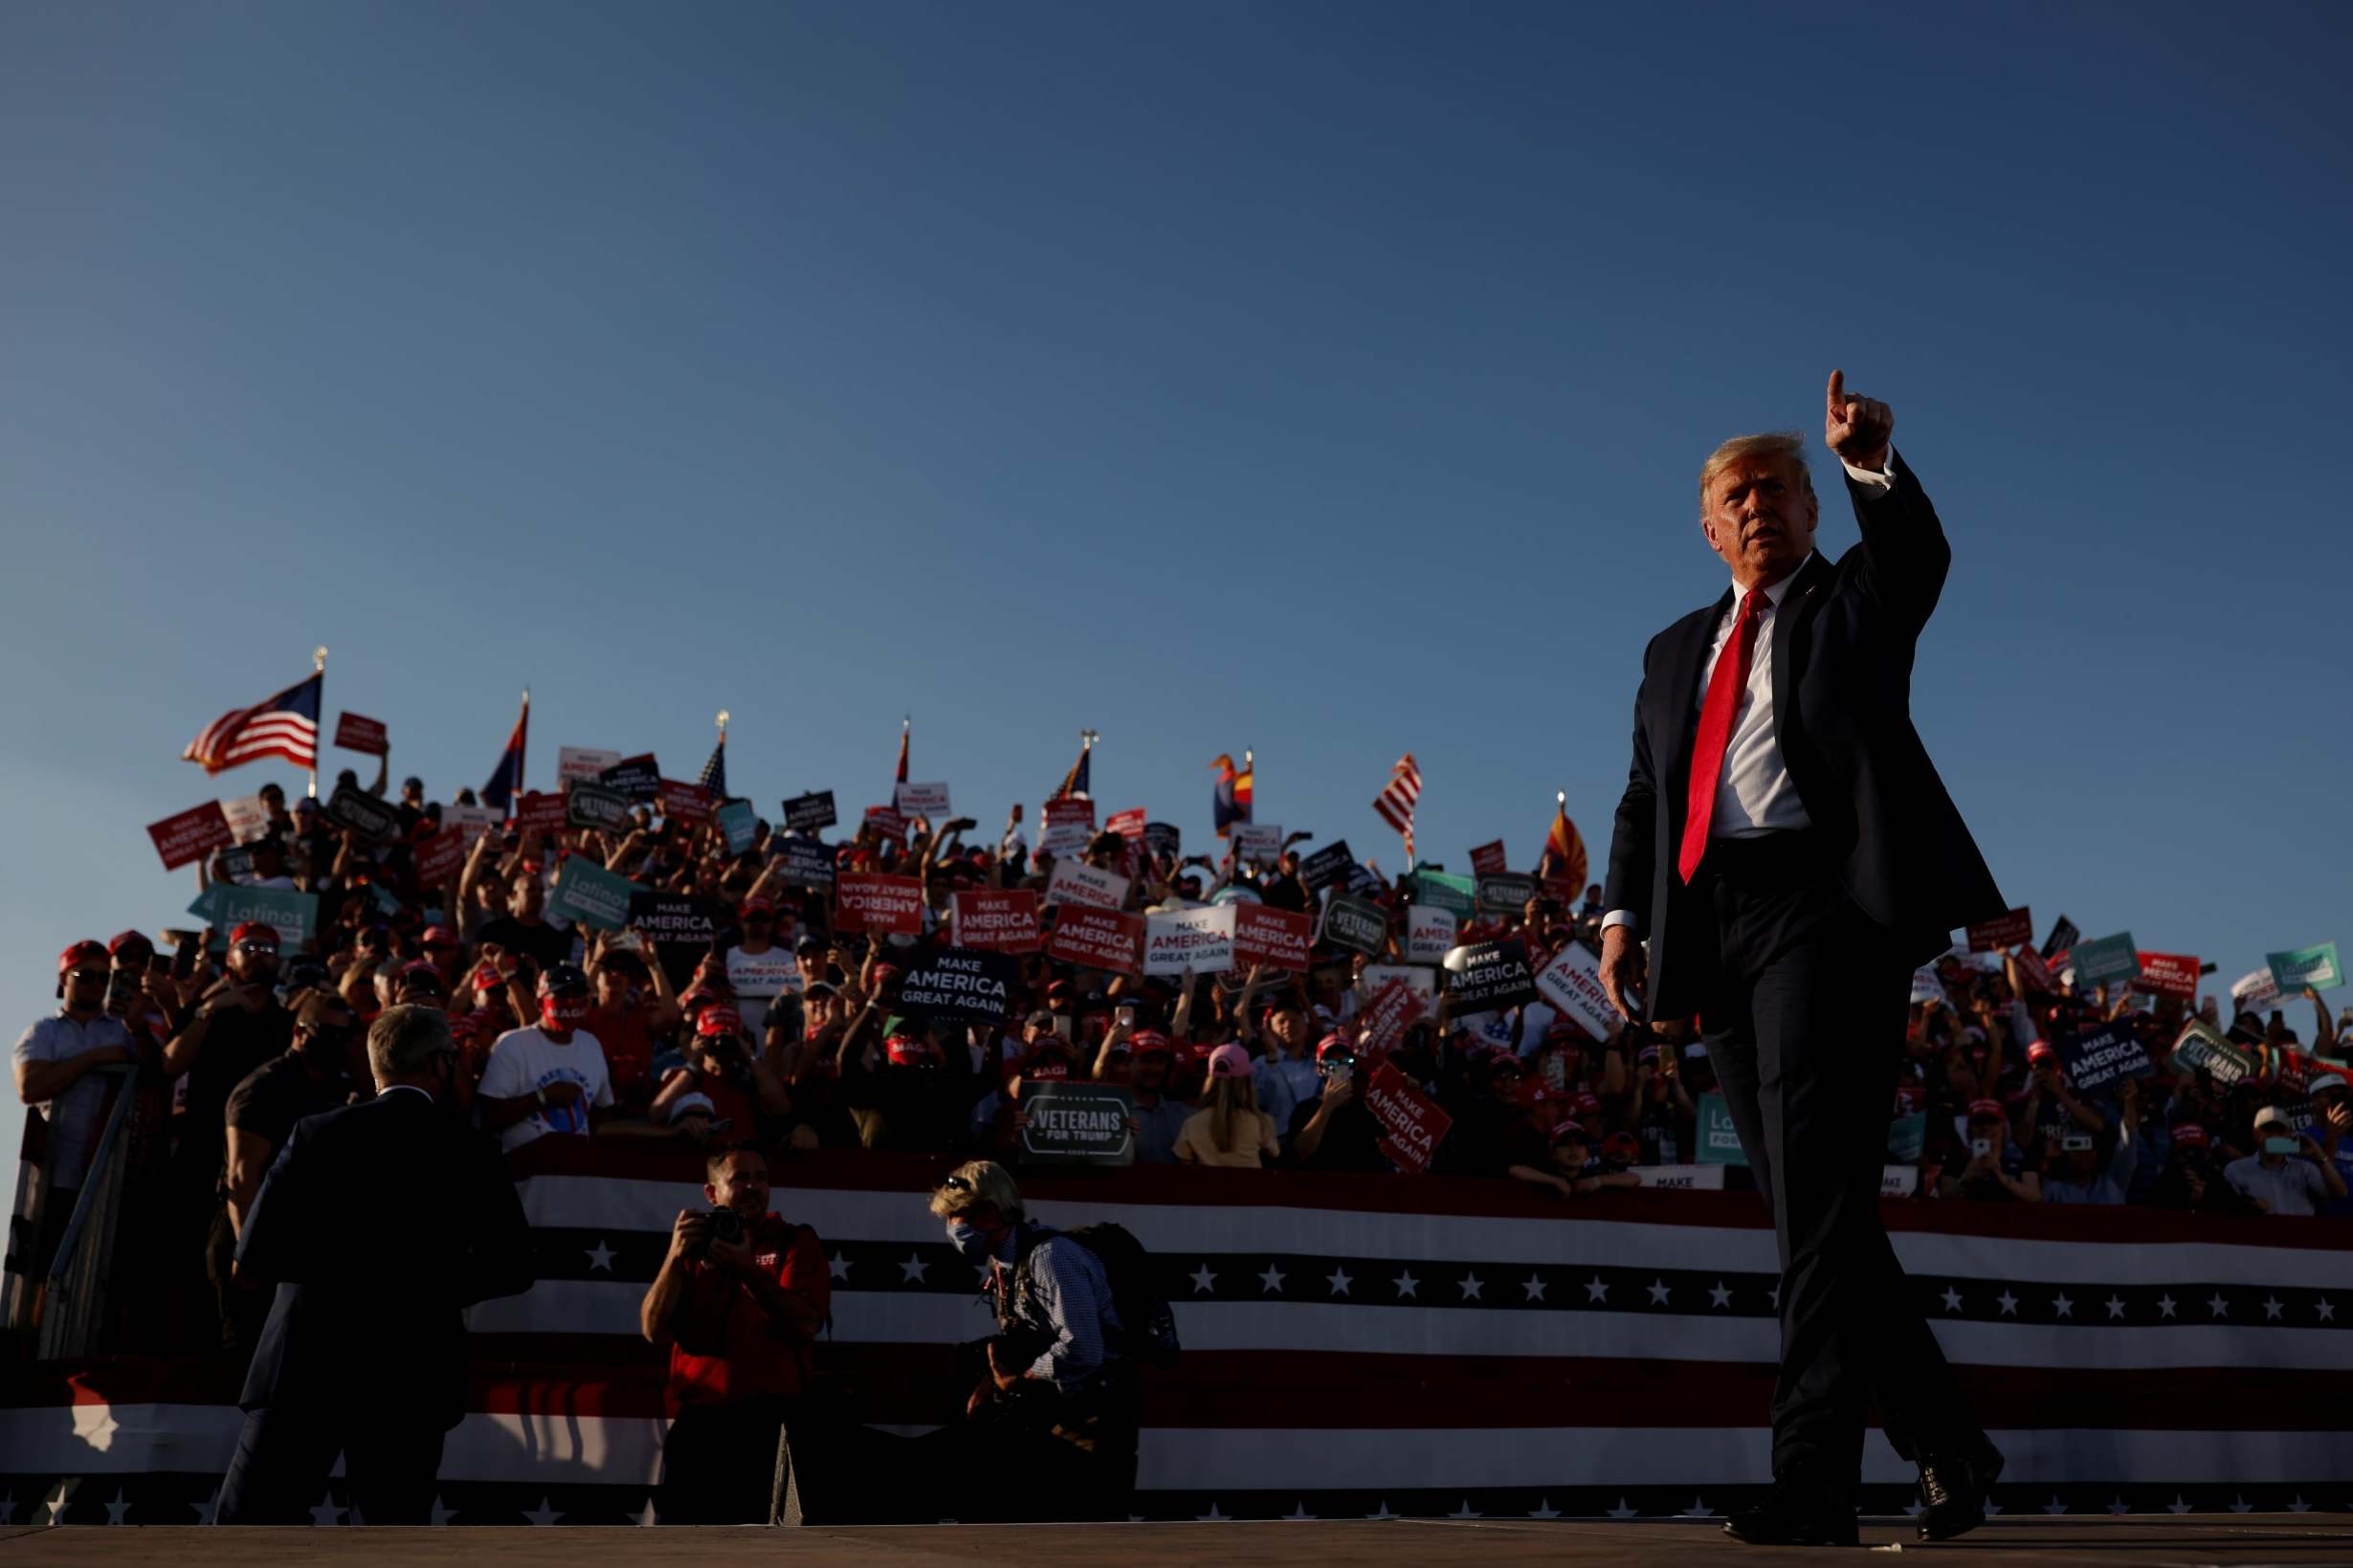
[4,1516,2351,1564]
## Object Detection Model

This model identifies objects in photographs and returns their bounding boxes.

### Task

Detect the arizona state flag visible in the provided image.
[1544,797,1588,892]
[1051,739,1093,803]
[1211,753,1253,835]
[481,693,529,811]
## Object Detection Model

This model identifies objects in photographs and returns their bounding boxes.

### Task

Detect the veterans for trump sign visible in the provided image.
[147,802,233,872]
[952,889,1041,954]
[1019,1083,1135,1165]
[566,783,633,833]
[1476,872,1537,916]
[896,946,1018,1026]
[1046,907,1143,976]
[1144,905,1236,977]
[834,872,923,936]
[1231,903,1312,972]
[1320,894,1388,957]
[2172,1019,2254,1086]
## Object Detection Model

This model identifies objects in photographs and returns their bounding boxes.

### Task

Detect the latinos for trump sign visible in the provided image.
[1966,908,2033,952]
[1018,1083,1135,1165]
[147,803,233,872]
[1410,869,1476,921]
[189,885,319,952]
[1045,859,1128,911]
[952,889,1042,954]
[896,946,1018,1027]
[2057,1022,2155,1094]
[1405,905,1456,964]
[2134,951,2200,1002]
[332,712,388,756]
[1320,894,1388,957]
[835,873,923,936]
[1232,904,1312,972]
[2172,1019,2254,1086]
[783,791,837,832]
[1697,1092,1749,1165]
[547,860,636,932]
[2269,941,2343,993]
[2070,933,2140,987]
[1364,1062,1452,1176]
[1046,907,1143,977]
[1144,905,1236,977]
[1534,941,1622,1043]
[1442,939,1538,1012]
[714,801,759,855]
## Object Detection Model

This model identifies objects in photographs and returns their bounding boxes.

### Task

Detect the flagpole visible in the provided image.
[308,646,327,799]
[520,688,531,799]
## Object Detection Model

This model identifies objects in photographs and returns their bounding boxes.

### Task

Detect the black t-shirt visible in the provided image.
[183,997,295,1168]
[474,916,575,972]
[1259,875,1310,914]
[224,1051,344,1154]
[1287,1095,1389,1172]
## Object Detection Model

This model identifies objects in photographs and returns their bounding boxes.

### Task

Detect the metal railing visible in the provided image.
[2,1067,139,1359]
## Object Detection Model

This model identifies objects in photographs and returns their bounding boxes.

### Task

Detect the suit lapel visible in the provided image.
[1768,552,1830,752]
[1654,588,1733,788]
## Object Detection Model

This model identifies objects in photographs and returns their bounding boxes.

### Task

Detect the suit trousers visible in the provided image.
[1692,831,1982,1494]
[216,1401,447,1525]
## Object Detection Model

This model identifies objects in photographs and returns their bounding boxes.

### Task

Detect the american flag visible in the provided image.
[698,731,728,798]
[180,671,322,776]
[13,1148,2348,1523]
[1372,752,1421,861]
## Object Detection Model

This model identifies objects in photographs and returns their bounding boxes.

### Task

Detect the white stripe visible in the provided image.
[477,1280,2353,1370]
[518,1176,2345,1289]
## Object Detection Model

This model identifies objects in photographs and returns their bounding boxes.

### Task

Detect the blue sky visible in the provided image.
[5,2,2348,1156]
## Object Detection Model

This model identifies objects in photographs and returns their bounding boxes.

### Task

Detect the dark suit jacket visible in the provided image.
[234,1086,535,1425]
[1603,454,2005,1018]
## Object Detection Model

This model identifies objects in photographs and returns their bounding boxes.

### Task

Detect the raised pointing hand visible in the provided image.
[1825,368,1893,472]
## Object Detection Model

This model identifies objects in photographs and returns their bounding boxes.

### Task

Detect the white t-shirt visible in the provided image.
[480,1025,613,1152]
[725,941,803,1039]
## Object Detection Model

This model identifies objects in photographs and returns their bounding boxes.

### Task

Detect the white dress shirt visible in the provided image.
[1604,456,1895,934]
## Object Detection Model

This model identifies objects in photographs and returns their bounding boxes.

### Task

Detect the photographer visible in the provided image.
[640,1148,829,1524]
[929,1159,1136,1520]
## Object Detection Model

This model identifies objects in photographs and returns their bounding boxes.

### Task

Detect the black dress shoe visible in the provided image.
[1917,1439,2005,1541]
[1722,1485,1859,1548]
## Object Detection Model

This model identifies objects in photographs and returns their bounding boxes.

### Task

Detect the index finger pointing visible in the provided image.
[1827,368,1846,409]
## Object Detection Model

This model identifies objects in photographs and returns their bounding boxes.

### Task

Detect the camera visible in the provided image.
[691,1206,745,1260]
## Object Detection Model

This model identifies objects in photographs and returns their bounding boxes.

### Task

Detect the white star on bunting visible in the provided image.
[2317,1298,2335,1322]
[1529,1497,1564,1519]
[1190,1264,1216,1294]
[189,1488,220,1525]
[1707,1280,1732,1309]
[1605,1497,1637,1519]
[828,1253,851,1281]
[1326,1268,1353,1296]
[1365,1500,1398,1521]
[1448,1499,1483,1518]
[1586,1274,1609,1303]
[1196,1501,1229,1522]
[900,1253,929,1284]
[104,1489,130,1525]
[2052,1292,2073,1318]
[2263,1296,2283,1320]
[585,1239,615,1271]
[2105,1294,2126,1319]
[2106,1496,2131,1514]
[1680,1496,1714,1517]
[2042,1495,2068,1514]
[1457,1273,1483,1301]
[1996,1290,2019,1315]
[2206,1292,2230,1318]
[2229,1494,2253,1513]
[1941,1286,1963,1313]
[1283,1501,1317,1520]
[634,1496,658,1528]
[1646,1278,1671,1306]
[310,1491,344,1527]
[1393,1270,1419,1299]
[1258,1264,1287,1294]
[431,1494,457,1527]
[2167,1495,2193,1514]
[522,1496,563,1526]
[2157,1293,2177,1318]
[46,1484,74,1526]
[1522,1275,1546,1302]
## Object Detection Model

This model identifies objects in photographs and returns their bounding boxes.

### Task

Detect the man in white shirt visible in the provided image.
[721,896,801,1042]
[2224,1105,2345,1216]
[477,963,613,1152]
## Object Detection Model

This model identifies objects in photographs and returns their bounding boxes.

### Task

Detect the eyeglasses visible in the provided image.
[67,969,109,984]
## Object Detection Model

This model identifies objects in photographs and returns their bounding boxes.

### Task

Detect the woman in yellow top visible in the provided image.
[1174,1043,1281,1168]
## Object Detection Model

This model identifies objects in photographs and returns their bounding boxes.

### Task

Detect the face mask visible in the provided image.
[542,995,589,1031]
[945,1220,993,1261]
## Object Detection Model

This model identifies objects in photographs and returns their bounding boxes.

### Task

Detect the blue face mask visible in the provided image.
[946,1220,994,1261]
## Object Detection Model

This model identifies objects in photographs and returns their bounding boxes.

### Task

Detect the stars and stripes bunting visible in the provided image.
[180,671,322,776]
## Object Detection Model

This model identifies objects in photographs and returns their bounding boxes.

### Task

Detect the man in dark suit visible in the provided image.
[217,1004,534,1525]
[1600,373,2007,1546]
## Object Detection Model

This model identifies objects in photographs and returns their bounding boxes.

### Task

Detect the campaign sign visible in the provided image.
[1966,908,2033,952]
[952,889,1042,954]
[1230,823,1283,866]
[2231,967,2282,1015]
[2135,951,2200,1002]
[443,803,501,843]
[1105,807,1146,842]
[1909,967,1948,1006]
[657,779,718,826]
[414,827,468,886]
[215,846,256,880]
[2269,941,2344,993]
[599,755,661,803]
[2070,932,2141,987]
[835,872,923,936]
[1045,859,1129,911]
[2009,945,2057,993]
[779,838,835,892]
[545,859,634,932]
[1887,1112,1928,1164]
[322,784,399,845]
[1357,980,1427,1058]
[1533,941,1622,1042]
[895,781,953,818]
[1631,1164,1728,1192]
[333,712,388,756]
[1208,883,1262,908]
[1299,841,1356,893]
[2040,915,2081,962]
[1019,1082,1136,1166]
[513,791,568,838]
[1143,821,1182,861]
[783,791,837,832]
[557,746,622,786]
[2171,1020,2254,1086]
[1361,963,1437,1006]
[1476,872,1538,916]
[1404,905,1457,965]
[1320,894,1388,958]
[2058,1022,2155,1094]
[221,794,274,845]
[147,802,233,872]
[1041,799,1097,857]
[1143,905,1236,977]
[566,782,634,833]
[1364,1061,1452,1176]
[1697,1091,1749,1166]
[1410,869,1477,921]
[714,801,758,855]
[1232,903,1313,971]
[1046,907,1143,976]
[863,806,908,842]
[189,884,320,952]
[1468,840,1507,876]
[1442,939,1538,1012]
[897,945,1018,1027]
[633,893,718,958]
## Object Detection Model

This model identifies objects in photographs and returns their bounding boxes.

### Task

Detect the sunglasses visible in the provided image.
[940,1175,974,1194]
[236,942,279,957]
[67,969,109,984]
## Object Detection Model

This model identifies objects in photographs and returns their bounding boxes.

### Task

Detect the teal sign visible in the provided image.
[547,859,636,932]
[1410,868,1477,920]
[1886,1112,1927,1164]
[1697,1091,1748,1166]
[2070,932,2141,987]
[715,800,758,856]
[2268,941,2343,993]
[189,884,322,952]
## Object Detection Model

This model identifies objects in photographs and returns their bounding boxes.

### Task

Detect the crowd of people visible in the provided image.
[13,763,2353,1357]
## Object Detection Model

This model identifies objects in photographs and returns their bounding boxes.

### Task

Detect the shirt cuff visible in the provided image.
[1601,909,1638,932]
[1841,449,1896,490]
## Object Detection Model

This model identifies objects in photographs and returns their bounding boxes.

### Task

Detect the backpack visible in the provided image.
[1016,1221,1183,1370]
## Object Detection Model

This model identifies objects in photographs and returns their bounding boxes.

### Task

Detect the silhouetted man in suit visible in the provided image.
[217,1005,534,1525]
[1600,373,2006,1546]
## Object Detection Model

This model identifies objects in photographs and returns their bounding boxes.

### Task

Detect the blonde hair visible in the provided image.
[927,1159,1024,1222]
[1205,1074,1261,1156]
[1698,431,1812,517]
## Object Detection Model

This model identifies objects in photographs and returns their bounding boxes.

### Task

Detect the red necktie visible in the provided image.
[1678,588,1765,884]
